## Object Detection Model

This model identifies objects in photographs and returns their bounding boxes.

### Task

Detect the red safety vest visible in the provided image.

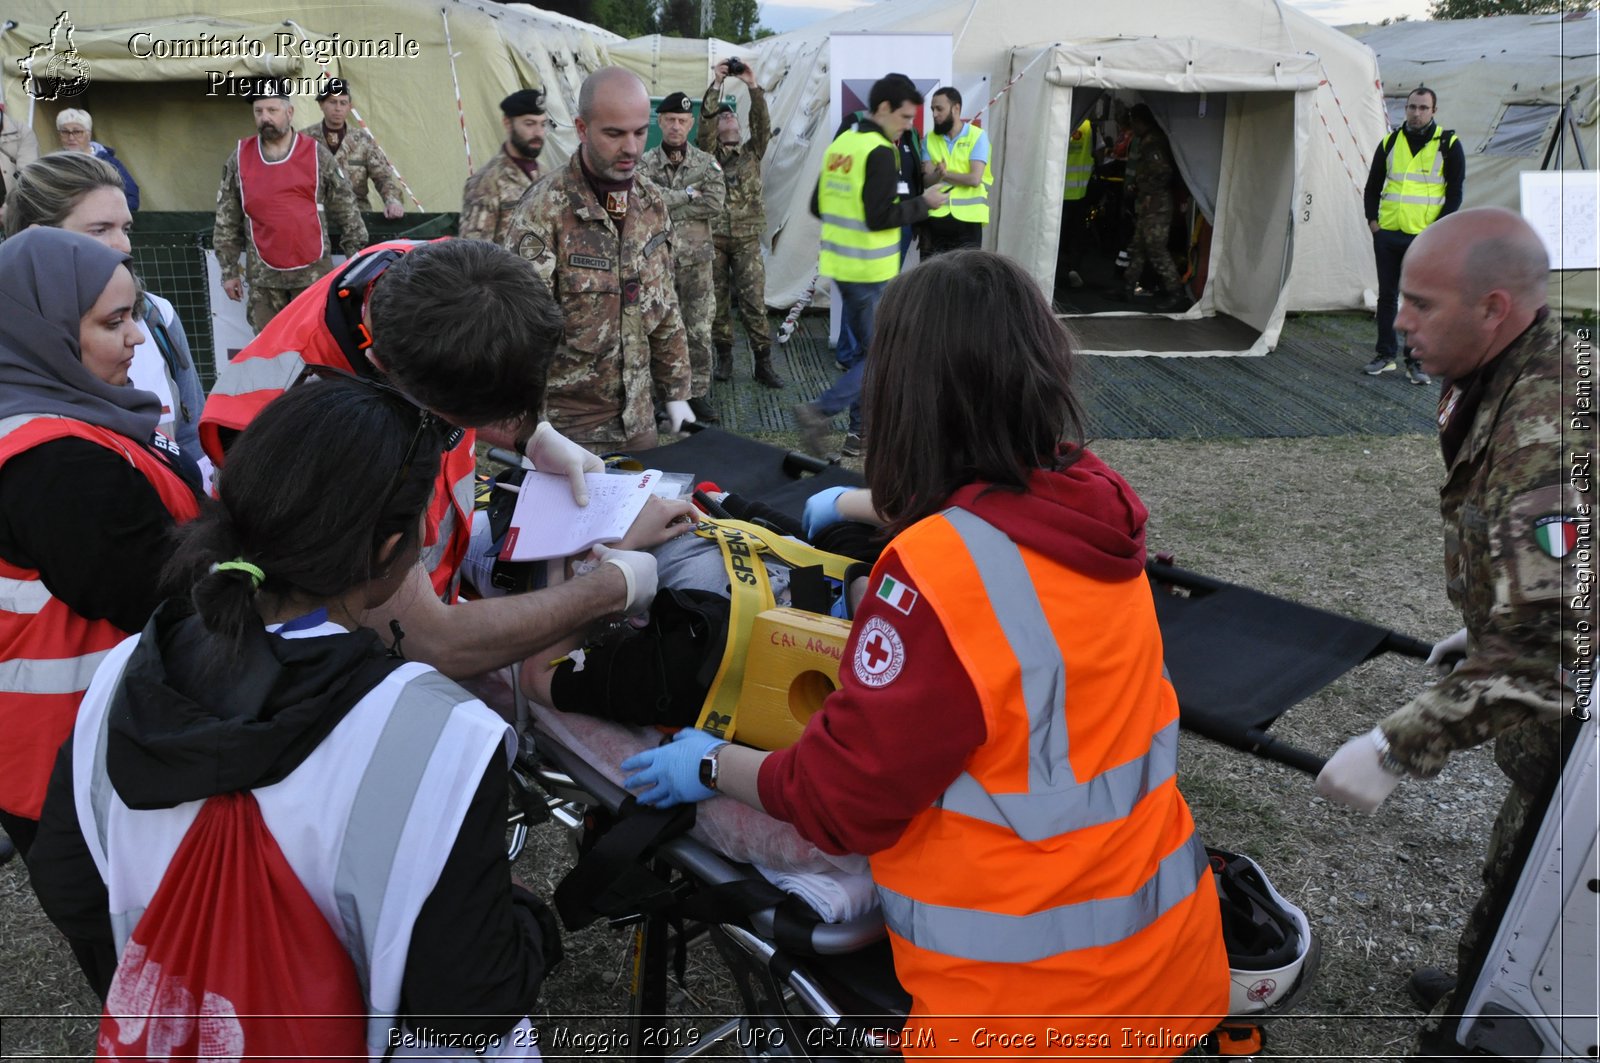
[867,508,1230,1058]
[237,133,325,271]
[199,241,476,602]
[0,416,199,819]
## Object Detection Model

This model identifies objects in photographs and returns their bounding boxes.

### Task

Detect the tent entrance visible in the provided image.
[993,41,1321,356]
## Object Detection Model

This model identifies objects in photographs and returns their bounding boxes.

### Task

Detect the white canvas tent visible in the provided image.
[0,0,621,213]
[1349,13,1599,314]
[609,33,741,96]
[751,0,1388,355]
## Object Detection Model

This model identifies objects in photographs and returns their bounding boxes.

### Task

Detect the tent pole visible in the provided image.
[1567,105,1589,170]
[1539,105,1567,171]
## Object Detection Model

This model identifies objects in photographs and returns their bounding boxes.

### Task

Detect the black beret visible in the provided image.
[248,77,291,103]
[657,91,693,115]
[500,88,547,117]
[316,78,350,102]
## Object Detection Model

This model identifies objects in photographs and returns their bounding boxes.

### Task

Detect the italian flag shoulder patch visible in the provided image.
[1532,516,1578,559]
[875,574,918,615]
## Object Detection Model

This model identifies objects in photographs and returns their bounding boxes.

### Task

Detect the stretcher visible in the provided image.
[502,428,1433,1058]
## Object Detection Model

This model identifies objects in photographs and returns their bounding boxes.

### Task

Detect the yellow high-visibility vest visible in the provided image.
[1378,126,1457,235]
[927,122,992,224]
[817,127,901,283]
[1063,119,1092,202]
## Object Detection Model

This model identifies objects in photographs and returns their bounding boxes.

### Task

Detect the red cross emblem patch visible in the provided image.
[853,616,905,688]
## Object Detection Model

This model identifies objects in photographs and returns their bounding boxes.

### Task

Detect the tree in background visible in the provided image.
[1429,0,1586,17]
[520,0,772,40]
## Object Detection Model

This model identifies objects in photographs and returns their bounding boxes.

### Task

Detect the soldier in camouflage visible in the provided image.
[640,91,726,423]
[1120,104,1187,312]
[215,83,368,332]
[502,67,692,454]
[301,79,405,219]
[699,60,784,388]
[460,89,548,246]
[1317,209,1588,1032]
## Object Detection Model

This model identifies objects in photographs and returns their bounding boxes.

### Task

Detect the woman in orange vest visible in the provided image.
[0,228,201,858]
[623,249,1230,1058]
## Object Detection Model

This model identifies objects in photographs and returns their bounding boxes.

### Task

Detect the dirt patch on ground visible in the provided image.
[0,434,1497,1061]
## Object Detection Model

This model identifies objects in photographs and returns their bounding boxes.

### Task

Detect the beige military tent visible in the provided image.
[750,0,1389,355]
[0,0,620,214]
[609,33,741,96]
[1349,12,1599,314]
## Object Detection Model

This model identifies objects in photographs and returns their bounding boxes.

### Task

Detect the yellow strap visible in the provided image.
[691,517,857,580]
[695,522,775,739]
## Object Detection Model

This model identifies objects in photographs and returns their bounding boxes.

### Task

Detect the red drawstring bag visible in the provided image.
[98,791,369,1061]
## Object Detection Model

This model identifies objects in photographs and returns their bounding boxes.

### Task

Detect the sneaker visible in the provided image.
[1363,356,1396,375]
[1407,967,1456,1011]
[1405,361,1431,386]
[1065,269,1084,289]
[841,432,865,457]
[792,402,832,458]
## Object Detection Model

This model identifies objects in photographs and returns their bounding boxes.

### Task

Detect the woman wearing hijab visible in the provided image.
[4,151,205,469]
[0,227,201,857]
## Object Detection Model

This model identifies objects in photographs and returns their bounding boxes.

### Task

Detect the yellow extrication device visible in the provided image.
[690,517,857,749]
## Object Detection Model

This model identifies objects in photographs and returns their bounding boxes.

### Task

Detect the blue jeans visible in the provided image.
[816,280,885,434]
[835,233,909,367]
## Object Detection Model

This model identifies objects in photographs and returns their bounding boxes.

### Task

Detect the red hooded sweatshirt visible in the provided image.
[758,449,1149,855]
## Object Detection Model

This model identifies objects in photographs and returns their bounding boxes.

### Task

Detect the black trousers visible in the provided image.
[1373,227,1416,359]
[924,215,983,255]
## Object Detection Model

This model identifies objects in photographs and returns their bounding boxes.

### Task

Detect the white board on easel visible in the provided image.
[1519,171,1599,271]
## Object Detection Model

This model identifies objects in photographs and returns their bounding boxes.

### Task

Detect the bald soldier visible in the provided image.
[1317,209,1586,1037]
[460,89,548,245]
[640,91,726,423]
[215,79,368,332]
[502,67,693,453]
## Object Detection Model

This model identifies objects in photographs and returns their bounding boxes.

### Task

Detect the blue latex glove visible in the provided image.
[802,485,851,540]
[620,728,726,807]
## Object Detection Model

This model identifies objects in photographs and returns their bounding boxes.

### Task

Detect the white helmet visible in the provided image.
[1208,847,1319,1015]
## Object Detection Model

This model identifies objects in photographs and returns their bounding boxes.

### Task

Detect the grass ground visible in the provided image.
[1,429,1482,1061]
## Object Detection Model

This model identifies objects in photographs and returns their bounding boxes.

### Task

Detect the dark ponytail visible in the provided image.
[163,373,447,659]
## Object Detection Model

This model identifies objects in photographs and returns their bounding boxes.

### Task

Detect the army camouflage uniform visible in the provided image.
[502,152,690,454]
[699,83,778,382]
[1123,129,1183,297]
[460,147,538,245]
[214,136,368,332]
[1377,313,1587,1006]
[639,142,725,396]
[301,121,404,212]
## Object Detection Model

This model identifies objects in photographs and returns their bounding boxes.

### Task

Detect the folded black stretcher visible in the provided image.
[630,427,1431,775]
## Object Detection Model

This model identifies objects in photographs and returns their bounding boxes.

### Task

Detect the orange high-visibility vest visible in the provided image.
[199,240,476,601]
[0,416,200,819]
[867,507,1229,1058]
[237,133,326,272]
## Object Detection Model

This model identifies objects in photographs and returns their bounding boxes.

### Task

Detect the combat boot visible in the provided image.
[688,395,719,423]
[714,346,733,382]
[753,350,785,389]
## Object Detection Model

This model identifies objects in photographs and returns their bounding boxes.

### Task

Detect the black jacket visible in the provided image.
[28,602,557,1036]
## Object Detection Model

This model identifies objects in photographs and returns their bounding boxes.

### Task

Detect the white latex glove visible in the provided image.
[1425,627,1469,675]
[665,399,696,434]
[1316,728,1404,813]
[525,421,605,506]
[593,543,658,616]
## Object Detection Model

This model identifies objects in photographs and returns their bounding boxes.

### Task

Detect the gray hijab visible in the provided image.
[0,227,160,442]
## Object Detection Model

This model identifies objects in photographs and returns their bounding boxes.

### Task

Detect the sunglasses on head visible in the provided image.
[292,365,465,452]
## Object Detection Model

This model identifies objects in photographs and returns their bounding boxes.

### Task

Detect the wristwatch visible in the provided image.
[697,741,729,792]
[1368,727,1409,777]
